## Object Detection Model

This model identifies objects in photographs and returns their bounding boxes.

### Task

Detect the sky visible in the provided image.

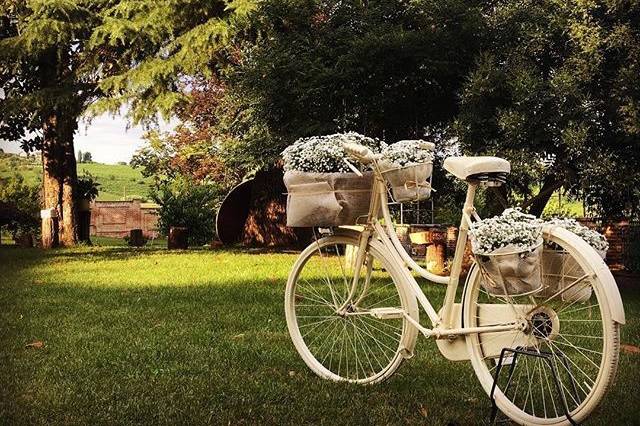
[0,113,175,164]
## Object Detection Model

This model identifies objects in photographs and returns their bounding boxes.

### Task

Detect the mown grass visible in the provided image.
[0,246,638,425]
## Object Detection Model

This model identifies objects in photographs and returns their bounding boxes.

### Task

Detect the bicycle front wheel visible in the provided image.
[285,233,418,384]
[463,227,620,425]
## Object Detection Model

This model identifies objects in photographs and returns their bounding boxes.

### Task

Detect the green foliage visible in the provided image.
[0,173,40,237]
[0,0,111,149]
[0,153,152,201]
[151,177,222,245]
[76,170,100,201]
[456,0,640,218]
[88,0,256,123]
[213,0,484,171]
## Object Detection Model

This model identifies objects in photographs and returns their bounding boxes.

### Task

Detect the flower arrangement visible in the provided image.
[469,208,543,255]
[545,217,609,252]
[282,132,387,173]
[380,139,435,168]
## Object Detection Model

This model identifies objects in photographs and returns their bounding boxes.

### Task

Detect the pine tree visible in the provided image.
[88,0,255,124]
[0,0,111,247]
[1,0,252,247]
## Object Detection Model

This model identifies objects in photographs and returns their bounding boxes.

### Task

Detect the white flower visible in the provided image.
[380,140,434,168]
[282,132,387,173]
[469,208,543,255]
[545,217,609,252]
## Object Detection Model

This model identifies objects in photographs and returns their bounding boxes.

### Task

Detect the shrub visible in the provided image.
[0,174,40,240]
[77,171,100,201]
[151,177,222,246]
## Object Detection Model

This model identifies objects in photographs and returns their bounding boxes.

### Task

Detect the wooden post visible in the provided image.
[426,228,446,275]
[41,208,59,249]
[129,229,145,247]
[168,227,188,249]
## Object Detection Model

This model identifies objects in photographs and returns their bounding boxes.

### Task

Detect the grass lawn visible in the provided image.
[0,153,152,201]
[0,246,638,425]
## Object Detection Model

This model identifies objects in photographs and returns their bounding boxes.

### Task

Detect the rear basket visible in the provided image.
[475,243,543,297]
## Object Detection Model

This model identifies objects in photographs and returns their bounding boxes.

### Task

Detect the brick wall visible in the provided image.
[90,200,159,238]
[577,218,631,269]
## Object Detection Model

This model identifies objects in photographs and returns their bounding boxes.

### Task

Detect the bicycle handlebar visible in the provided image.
[342,142,377,164]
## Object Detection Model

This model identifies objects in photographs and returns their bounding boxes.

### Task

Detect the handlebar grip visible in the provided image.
[342,142,375,164]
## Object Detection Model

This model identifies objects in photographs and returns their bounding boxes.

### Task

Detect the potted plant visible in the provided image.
[378,140,435,202]
[469,208,544,296]
[281,132,387,227]
[76,172,100,210]
[542,217,609,301]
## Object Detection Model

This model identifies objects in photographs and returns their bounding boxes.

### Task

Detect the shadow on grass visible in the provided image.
[0,247,639,425]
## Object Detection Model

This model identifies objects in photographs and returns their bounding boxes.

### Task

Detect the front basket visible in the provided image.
[284,171,373,227]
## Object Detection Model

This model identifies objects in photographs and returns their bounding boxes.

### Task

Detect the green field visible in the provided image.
[0,245,638,425]
[0,153,153,201]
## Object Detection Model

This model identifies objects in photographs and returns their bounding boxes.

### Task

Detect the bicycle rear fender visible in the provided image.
[545,226,625,325]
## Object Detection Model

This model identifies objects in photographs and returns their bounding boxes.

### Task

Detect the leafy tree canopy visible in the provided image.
[215,0,485,170]
[456,0,640,218]
[88,0,255,124]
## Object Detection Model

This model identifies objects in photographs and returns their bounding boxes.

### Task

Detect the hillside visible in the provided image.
[0,153,153,201]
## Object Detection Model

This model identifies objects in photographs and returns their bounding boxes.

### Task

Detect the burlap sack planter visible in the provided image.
[381,162,433,202]
[541,248,606,302]
[475,243,543,297]
[284,171,373,227]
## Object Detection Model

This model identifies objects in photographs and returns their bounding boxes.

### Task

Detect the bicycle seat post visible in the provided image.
[442,182,478,330]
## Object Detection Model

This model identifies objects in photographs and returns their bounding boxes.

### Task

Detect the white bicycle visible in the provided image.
[284,143,625,425]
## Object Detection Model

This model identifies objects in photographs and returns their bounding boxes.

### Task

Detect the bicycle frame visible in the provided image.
[347,163,523,339]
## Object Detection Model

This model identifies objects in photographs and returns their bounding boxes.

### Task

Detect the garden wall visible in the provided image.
[578,218,639,271]
[90,200,159,238]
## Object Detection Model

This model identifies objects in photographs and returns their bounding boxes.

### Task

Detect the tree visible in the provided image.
[82,151,92,163]
[211,0,485,171]
[88,0,255,124]
[0,0,112,247]
[77,150,83,164]
[455,0,640,218]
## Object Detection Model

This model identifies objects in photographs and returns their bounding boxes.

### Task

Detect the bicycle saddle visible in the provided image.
[443,156,510,181]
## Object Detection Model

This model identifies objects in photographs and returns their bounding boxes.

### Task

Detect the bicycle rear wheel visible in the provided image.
[463,227,620,425]
[285,233,418,384]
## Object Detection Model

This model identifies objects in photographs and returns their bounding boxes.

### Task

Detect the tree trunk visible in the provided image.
[41,113,78,248]
[524,175,563,217]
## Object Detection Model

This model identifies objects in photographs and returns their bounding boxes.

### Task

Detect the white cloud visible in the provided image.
[0,113,177,164]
